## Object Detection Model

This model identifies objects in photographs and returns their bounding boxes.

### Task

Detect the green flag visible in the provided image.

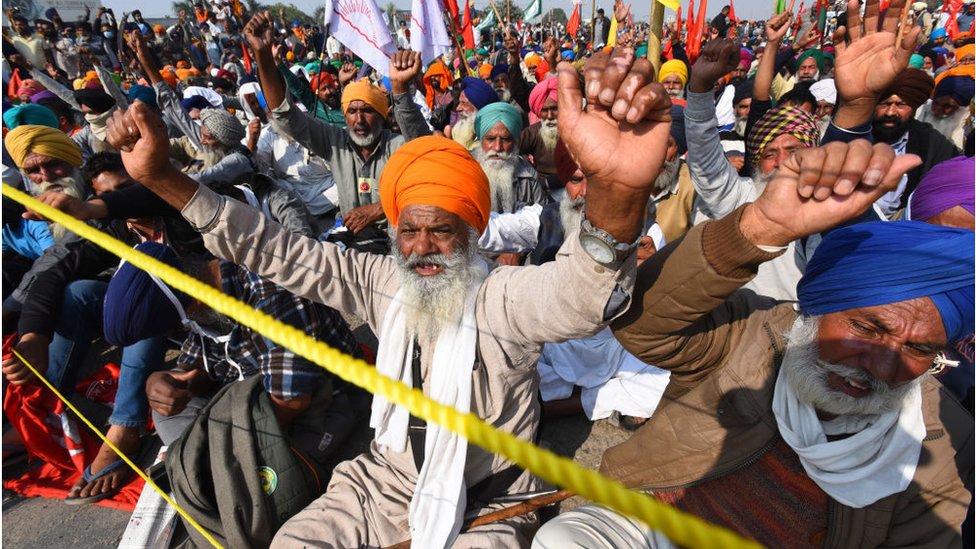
[476,8,496,31]
[524,0,542,20]
[775,0,787,14]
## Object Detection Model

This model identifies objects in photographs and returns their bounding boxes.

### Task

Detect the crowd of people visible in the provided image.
[1,0,974,547]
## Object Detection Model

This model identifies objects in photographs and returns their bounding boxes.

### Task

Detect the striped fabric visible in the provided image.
[746,105,821,167]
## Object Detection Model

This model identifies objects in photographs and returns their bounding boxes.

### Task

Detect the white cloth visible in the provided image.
[537,328,670,420]
[183,85,224,108]
[370,261,487,549]
[772,325,927,509]
[323,0,397,76]
[876,132,910,217]
[810,78,837,105]
[409,0,451,64]
[478,204,543,254]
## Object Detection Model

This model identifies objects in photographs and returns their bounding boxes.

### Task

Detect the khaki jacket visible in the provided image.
[607,207,973,549]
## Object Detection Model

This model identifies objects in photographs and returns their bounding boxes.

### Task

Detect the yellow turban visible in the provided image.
[5,124,83,169]
[379,136,491,232]
[659,59,688,86]
[341,79,390,119]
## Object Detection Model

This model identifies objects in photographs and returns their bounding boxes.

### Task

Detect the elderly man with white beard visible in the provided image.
[104,44,675,549]
[533,138,975,549]
[245,12,433,253]
[471,102,550,216]
[519,77,563,197]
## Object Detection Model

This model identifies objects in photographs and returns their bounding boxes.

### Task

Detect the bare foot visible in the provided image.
[66,426,142,501]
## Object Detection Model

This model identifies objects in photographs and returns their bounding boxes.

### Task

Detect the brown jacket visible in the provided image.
[607,207,973,549]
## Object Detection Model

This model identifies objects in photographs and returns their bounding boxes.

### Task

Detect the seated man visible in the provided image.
[470,102,549,214]
[533,141,974,548]
[103,44,672,549]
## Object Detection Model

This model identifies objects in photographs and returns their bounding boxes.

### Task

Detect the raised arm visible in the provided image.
[389,50,432,140]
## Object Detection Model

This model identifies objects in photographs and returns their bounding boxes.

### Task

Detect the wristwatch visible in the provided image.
[578,214,638,268]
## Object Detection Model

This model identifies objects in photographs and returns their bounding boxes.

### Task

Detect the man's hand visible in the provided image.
[389,50,422,95]
[21,191,107,222]
[740,140,923,247]
[542,37,559,73]
[764,11,792,44]
[558,47,671,242]
[688,38,739,93]
[1,333,50,385]
[833,0,919,108]
[614,0,631,24]
[107,101,180,188]
[636,236,656,265]
[504,33,520,61]
[146,369,209,416]
[343,202,385,234]
[338,61,358,85]
[243,11,275,56]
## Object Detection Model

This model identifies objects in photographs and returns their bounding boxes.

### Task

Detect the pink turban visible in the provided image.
[528,76,558,124]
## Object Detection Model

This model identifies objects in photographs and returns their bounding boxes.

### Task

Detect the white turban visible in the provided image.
[810,78,837,106]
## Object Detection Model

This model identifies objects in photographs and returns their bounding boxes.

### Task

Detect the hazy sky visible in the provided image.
[101,0,780,23]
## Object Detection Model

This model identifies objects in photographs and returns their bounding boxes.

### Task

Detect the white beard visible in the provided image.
[539,120,559,153]
[926,109,965,139]
[392,230,483,341]
[753,167,775,192]
[495,87,512,103]
[36,171,87,239]
[559,195,585,233]
[734,115,748,137]
[816,116,831,138]
[652,159,680,196]
[781,315,924,418]
[451,112,477,150]
[666,87,683,98]
[472,147,518,213]
[348,125,380,148]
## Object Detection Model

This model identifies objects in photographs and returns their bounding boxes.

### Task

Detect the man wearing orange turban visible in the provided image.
[114,42,673,548]
[422,60,454,109]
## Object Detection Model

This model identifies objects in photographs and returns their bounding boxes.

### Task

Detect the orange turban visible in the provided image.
[175,68,194,80]
[379,136,490,232]
[422,61,454,108]
[955,43,975,63]
[478,63,493,79]
[159,69,178,88]
[176,60,191,69]
[341,79,390,118]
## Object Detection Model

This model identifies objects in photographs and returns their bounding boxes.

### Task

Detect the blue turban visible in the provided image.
[127,84,158,109]
[103,242,191,347]
[460,77,499,110]
[180,95,212,112]
[934,76,975,107]
[474,102,524,140]
[931,28,948,40]
[3,104,59,130]
[561,50,574,61]
[489,64,509,81]
[798,221,975,343]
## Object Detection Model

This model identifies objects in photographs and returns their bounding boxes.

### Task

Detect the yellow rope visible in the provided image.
[2,183,763,549]
[7,347,223,549]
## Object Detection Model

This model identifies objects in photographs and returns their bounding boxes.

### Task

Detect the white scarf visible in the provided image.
[370,271,484,549]
[772,346,926,508]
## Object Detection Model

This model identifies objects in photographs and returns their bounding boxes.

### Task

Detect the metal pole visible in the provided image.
[591,0,597,44]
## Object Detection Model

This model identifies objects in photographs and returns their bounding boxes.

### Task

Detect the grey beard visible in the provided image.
[495,87,512,103]
[473,147,518,213]
[451,113,477,149]
[734,115,748,137]
[539,120,559,153]
[37,171,87,239]
[392,229,483,341]
[666,87,683,98]
[348,126,380,148]
[753,166,775,192]
[652,159,681,196]
[781,315,924,418]
[559,195,585,233]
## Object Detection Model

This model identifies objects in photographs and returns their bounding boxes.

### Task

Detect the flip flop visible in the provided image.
[64,458,130,505]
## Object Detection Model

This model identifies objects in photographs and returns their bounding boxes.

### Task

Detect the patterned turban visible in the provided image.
[746,106,820,167]
[199,108,246,147]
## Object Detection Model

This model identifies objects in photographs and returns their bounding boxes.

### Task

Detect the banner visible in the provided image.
[524,0,542,21]
[410,0,452,64]
[323,0,398,76]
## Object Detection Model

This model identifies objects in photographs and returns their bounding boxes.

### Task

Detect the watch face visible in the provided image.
[580,233,616,264]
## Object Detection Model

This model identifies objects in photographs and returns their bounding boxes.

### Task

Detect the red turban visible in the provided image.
[528,76,558,123]
[379,136,491,232]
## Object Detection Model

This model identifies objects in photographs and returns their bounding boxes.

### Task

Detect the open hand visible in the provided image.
[741,140,922,247]
[833,0,919,105]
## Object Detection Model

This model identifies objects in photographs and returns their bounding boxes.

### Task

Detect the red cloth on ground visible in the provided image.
[2,334,145,511]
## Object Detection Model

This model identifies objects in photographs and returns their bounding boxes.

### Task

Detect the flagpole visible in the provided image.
[447,9,477,77]
[648,0,663,73]
[507,0,511,27]
[591,0,597,45]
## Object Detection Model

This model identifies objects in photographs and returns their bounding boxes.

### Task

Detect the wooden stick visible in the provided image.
[383,490,574,549]
[489,0,506,29]
[787,0,797,16]
[895,0,911,50]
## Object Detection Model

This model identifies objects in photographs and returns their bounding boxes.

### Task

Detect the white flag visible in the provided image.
[323,0,398,76]
[523,0,542,21]
[410,0,452,64]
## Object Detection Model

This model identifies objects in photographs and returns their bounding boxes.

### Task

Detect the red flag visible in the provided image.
[567,2,582,38]
[445,0,461,25]
[675,6,682,40]
[241,43,253,75]
[461,1,475,49]
[7,68,22,100]
[687,0,695,36]
[687,0,707,63]
[728,0,738,23]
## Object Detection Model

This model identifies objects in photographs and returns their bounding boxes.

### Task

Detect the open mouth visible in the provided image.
[413,260,443,276]
[827,372,871,398]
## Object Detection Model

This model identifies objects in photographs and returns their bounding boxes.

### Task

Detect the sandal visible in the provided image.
[64,435,153,505]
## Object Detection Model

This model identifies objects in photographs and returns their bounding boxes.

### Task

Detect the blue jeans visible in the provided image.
[45,280,167,428]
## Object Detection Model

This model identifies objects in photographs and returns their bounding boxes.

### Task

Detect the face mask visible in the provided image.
[103,31,115,39]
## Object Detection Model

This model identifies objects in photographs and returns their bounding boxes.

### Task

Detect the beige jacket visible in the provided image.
[607,207,973,549]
